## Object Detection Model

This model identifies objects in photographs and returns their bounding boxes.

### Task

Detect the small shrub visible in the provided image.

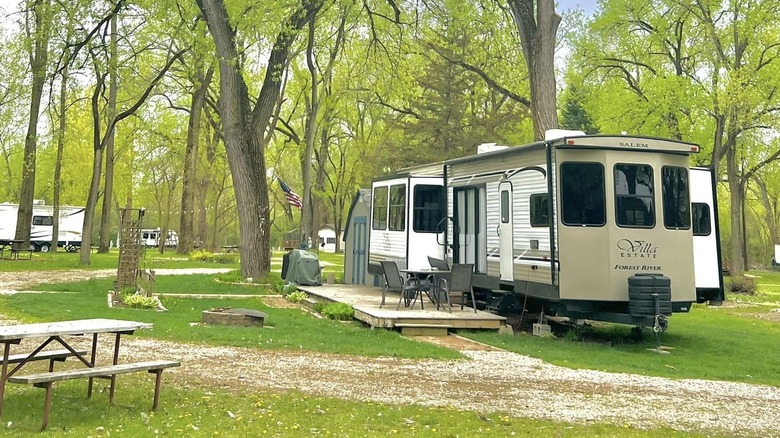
[727,276,756,295]
[320,302,354,321]
[312,302,326,313]
[286,290,308,303]
[122,294,159,309]
[190,250,215,262]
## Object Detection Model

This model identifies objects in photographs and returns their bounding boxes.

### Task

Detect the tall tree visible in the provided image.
[15,0,52,246]
[196,0,324,279]
[505,0,560,140]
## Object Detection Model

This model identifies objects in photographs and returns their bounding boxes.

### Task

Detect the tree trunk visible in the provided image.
[506,0,560,141]
[196,0,322,278]
[99,14,119,253]
[52,57,68,252]
[15,0,51,246]
[725,128,744,276]
[179,65,213,254]
[302,18,318,244]
[753,176,779,247]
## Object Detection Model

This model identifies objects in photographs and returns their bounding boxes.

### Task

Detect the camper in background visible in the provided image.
[141,228,179,248]
[0,201,85,252]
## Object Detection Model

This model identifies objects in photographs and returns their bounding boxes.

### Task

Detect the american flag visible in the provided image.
[278,178,303,209]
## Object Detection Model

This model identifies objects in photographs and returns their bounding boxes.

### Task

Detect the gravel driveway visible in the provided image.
[1,269,779,437]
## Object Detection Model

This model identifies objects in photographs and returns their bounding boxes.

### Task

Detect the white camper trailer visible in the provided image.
[0,202,85,252]
[141,228,179,248]
[370,133,723,326]
[367,163,447,278]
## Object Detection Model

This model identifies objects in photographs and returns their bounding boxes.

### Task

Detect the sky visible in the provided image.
[556,0,599,16]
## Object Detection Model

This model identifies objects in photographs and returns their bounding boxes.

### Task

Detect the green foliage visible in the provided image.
[189,250,238,264]
[285,290,308,303]
[319,302,354,321]
[121,293,159,309]
[216,269,246,283]
[726,276,757,295]
[559,85,599,134]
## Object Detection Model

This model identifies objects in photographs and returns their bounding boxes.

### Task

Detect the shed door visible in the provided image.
[499,182,514,281]
[351,216,368,284]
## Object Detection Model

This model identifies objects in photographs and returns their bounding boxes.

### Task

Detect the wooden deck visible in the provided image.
[295,284,506,334]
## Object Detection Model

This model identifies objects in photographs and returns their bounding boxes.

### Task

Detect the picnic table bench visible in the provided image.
[0,318,180,430]
[8,360,180,429]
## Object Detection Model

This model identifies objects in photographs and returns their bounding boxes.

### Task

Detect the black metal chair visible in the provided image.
[439,263,476,313]
[380,260,430,310]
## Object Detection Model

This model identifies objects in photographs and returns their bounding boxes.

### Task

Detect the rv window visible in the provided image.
[389,184,406,231]
[692,203,711,236]
[614,164,655,228]
[661,166,691,229]
[143,233,150,239]
[32,215,53,226]
[413,185,445,233]
[500,190,510,223]
[372,186,388,230]
[530,193,549,227]
[560,162,605,226]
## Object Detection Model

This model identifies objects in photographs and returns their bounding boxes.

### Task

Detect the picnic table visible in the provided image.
[0,240,32,260]
[0,318,179,430]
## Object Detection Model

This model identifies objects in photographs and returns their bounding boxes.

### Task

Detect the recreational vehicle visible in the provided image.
[141,228,179,248]
[368,132,724,326]
[0,201,85,252]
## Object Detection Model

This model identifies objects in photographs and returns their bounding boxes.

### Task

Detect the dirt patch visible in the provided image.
[410,334,503,351]
[258,295,305,309]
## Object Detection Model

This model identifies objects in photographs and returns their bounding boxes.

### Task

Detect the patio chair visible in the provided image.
[439,263,476,313]
[427,256,451,308]
[380,260,430,310]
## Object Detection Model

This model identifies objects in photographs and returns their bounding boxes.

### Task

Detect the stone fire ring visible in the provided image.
[202,307,267,327]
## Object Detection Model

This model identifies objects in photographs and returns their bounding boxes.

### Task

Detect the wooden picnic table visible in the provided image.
[0,318,177,429]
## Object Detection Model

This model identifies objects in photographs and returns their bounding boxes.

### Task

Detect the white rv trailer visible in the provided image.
[141,228,179,247]
[370,133,723,325]
[690,167,725,304]
[0,202,85,252]
[444,133,715,324]
[367,162,447,277]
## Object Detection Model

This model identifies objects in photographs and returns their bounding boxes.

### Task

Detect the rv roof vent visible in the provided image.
[33,199,45,205]
[477,143,508,154]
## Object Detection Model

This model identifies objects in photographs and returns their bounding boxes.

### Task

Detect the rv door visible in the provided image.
[498,182,514,281]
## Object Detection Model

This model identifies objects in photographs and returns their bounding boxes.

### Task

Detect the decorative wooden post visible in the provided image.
[114,208,145,303]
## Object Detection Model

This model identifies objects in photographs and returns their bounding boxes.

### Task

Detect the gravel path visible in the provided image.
[1,270,779,437]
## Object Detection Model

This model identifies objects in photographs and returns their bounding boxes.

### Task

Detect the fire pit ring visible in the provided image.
[201,307,267,327]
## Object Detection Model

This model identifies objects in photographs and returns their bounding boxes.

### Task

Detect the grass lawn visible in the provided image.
[2,383,717,437]
[0,251,772,436]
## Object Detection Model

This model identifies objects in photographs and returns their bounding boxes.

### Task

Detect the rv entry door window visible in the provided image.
[412,185,445,233]
[560,162,606,227]
[614,164,655,228]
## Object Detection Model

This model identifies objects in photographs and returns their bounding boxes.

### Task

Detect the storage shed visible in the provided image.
[342,189,374,285]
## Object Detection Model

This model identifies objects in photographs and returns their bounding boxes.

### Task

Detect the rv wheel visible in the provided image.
[39,243,51,253]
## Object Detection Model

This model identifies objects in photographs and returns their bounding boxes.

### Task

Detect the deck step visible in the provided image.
[395,323,453,336]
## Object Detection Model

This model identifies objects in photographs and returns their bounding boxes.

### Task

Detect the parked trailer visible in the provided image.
[0,202,85,252]
[368,131,724,326]
[141,228,179,248]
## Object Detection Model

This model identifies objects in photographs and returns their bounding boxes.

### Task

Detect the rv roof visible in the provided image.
[381,161,444,179]
[551,135,699,154]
